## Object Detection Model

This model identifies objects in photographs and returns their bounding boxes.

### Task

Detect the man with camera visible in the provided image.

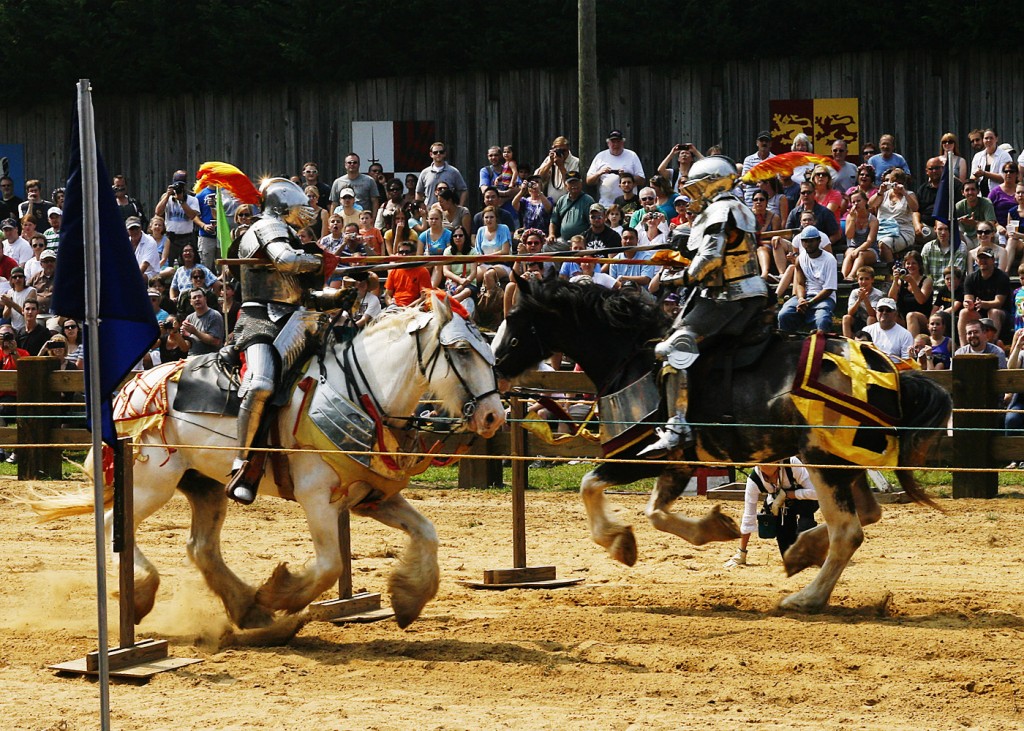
[112,174,146,224]
[180,288,224,358]
[586,130,645,207]
[533,136,580,203]
[154,170,200,269]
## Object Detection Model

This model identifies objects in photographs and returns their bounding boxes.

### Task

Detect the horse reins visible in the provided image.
[334,315,496,433]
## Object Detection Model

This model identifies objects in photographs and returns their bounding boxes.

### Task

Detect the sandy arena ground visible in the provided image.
[1,477,1022,730]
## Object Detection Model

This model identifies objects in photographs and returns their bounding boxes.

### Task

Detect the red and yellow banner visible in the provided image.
[770,98,859,156]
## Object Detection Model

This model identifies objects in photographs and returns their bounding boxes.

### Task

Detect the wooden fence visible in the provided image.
[3,354,1017,499]
[3,50,1023,214]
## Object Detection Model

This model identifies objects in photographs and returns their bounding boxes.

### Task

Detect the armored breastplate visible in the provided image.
[721,230,760,283]
[239,220,309,305]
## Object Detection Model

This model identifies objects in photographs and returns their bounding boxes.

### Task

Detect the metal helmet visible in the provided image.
[680,155,739,212]
[259,177,315,229]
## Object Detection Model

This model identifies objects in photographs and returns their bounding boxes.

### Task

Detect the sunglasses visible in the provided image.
[942,140,955,145]
[639,197,655,202]
[64,324,78,329]
[977,229,994,234]
[430,150,445,155]
[800,191,815,196]
[1003,169,1017,174]
[452,233,466,238]
[877,307,895,313]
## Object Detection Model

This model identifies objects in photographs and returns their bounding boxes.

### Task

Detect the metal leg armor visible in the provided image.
[641,325,699,458]
[226,342,276,504]
[638,367,694,458]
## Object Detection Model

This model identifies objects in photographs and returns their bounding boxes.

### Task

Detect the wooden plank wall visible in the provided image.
[2,51,1020,212]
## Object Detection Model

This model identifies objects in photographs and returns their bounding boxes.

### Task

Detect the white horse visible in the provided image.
[31,293,504,630]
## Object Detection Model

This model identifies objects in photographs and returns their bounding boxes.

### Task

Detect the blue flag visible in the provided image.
[932,157,961,252]
[52,110,160,446]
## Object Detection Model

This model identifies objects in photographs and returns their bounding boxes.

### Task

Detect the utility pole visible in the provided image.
[578,0,597,169]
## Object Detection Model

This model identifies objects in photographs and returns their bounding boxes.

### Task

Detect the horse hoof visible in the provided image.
[778,593,824,614]
[707,505,741,541]
[391,596,426,629]
[609,526,638,566]
[237,603,277,629]
[783,550,824,577]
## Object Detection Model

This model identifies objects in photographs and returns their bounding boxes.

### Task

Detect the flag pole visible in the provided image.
[78,78,112,730]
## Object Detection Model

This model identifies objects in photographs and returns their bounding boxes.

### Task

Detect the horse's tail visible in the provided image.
[895,370,952,512]
[23,448,115,523]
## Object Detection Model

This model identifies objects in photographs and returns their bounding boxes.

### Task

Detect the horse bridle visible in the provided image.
[337,316,497,432]
[494,321,547,379]
[414,326,500,421]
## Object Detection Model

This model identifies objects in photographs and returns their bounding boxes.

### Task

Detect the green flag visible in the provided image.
[216,187,232,258]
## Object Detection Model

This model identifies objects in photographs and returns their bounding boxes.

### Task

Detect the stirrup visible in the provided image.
[226,461,258,505]
[638,417,692,458]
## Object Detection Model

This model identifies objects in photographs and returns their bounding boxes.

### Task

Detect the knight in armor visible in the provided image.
[225,177,339,503]
[639,156,769,457]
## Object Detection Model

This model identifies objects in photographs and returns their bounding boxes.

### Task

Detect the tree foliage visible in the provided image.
[1,0,1018,101]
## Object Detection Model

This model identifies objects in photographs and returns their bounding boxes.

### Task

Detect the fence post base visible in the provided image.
[952,354,999,499]
[17,356,62,481]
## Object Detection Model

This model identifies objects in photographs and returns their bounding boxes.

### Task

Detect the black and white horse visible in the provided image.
[493,278,950,612]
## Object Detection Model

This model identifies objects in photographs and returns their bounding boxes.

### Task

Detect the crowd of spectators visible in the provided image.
[3,124,1022,382]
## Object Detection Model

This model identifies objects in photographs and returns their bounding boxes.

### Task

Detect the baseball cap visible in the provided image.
[340,188,355,198]
[800,225,822,240]
[756,130,771,141]
[40,249,56,261]
[10,266,24,276]
[876,297,897,311]
[171,171,188,183]
[565,171,583,184]
[607,129,624,140]
[147,288,161,298]
[979,317,997,331]
[977,247,996,258]
[125,217,143,229]
[47,206,62,217]
[1,218,16,229]
[589,203,606,214]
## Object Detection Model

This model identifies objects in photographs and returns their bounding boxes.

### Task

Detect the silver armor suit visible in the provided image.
[229,178,325,502]
[641,156,768,457]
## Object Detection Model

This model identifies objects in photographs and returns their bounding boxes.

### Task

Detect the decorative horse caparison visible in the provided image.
[493,278,951,612]
[31,294,504,629]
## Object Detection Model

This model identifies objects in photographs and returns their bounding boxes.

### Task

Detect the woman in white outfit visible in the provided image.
[724,457,819,568]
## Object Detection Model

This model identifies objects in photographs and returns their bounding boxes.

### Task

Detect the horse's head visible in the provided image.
[494,275,669,391]
[492,274,560,388]
[420,292,505,438]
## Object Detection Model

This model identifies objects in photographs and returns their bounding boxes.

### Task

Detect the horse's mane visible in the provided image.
[519,278,670,341]
[360,306,429,337]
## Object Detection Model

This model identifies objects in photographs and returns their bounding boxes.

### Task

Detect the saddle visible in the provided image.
[172,353,242,417]
[688,303,778,422]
